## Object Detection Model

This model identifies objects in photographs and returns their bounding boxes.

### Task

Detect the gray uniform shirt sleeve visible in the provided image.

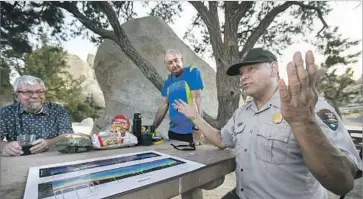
[220,107,245,149]
[315,98,362,171]
[220,116,235,148]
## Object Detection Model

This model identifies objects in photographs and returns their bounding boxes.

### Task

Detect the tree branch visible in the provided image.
[188,2,209,22]
[209,1,218,15]
[234,1,254,22]
[183,14,201,40]
[289,1,329,36]
[223,2,240,51]
[96,2,164,91]
[50,1,115,40]
[189,1,223,56]
[239,2,292,57]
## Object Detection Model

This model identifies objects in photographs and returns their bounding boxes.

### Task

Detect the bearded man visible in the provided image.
[0,75,74,156]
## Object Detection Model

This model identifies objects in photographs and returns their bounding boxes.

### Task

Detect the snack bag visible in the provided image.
[110,114,131,136]
[92,114,138,149]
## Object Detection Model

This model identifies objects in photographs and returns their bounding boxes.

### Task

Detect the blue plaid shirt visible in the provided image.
[0,102,73,141]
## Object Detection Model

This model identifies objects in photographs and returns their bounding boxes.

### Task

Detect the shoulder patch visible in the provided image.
[316,109,338,131]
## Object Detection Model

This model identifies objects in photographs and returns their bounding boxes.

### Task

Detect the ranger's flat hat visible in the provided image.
[226,48,277,76]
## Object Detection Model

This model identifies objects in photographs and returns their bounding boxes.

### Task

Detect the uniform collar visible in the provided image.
[269,89,281,108]
[245,89,281,112]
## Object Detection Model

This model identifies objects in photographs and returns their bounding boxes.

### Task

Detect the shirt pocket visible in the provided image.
[254,123,291,164]
[233,124,246,152]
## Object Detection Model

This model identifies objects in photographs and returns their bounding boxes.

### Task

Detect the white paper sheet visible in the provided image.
[23,150,205,199]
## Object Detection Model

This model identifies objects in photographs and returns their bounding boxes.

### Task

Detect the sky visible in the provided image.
[61,1,362,82]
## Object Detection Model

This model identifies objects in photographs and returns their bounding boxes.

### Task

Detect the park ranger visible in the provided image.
[172,48,362,199]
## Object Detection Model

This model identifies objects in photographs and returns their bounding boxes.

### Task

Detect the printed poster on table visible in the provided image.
[24,150,205,199]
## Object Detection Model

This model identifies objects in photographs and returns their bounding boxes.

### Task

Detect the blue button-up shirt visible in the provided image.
[0,102,73,141]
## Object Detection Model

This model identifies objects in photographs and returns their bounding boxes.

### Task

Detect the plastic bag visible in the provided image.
[91,131,138,149]
[55,133,93,153]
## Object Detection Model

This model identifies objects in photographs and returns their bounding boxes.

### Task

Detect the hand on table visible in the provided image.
[193,130,205,145]
[2,141,23,156]
[278,51,318,125]
[30,139,49,154]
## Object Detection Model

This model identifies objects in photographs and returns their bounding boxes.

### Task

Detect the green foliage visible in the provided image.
[314,27,361,117]
[17,35,99,122]
[1,1,68,100]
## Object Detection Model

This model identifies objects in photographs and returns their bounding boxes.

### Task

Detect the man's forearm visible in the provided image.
[291,119,356,195]
[194,97,201,115]
[193,115,224,149]
[153,104,168,129]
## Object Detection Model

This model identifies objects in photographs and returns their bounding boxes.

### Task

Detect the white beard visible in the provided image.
[27,101,43,112]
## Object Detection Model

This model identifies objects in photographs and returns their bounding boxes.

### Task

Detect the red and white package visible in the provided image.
[91,114,138,149]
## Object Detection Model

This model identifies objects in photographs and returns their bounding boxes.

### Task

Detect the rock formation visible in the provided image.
[92,16,219,138]
[65,54,105,108]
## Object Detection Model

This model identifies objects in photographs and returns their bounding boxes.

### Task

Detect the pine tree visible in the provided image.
[315,27,361,117]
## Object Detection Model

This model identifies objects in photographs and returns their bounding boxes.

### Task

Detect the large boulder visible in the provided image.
[65,54,105,108]
[92,16,218,138]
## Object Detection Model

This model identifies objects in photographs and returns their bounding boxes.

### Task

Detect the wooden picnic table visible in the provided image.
[0,142,236,199]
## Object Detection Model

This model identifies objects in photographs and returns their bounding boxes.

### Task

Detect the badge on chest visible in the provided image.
[272,113,283,124]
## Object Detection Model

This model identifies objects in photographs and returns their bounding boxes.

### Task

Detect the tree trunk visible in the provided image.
[215,61,241,128]
[331,100,343,119]
[213,2,243,129]
[0,66,13,106]
[0,66,11,95]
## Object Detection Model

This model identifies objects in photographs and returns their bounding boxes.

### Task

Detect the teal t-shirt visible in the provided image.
[161,66,204,134]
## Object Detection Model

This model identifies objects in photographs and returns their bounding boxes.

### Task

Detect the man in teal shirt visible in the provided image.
[153,49,204,149]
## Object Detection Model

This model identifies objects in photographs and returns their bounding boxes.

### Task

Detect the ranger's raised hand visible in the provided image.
[278,51,318,126]
[172,99,198,121]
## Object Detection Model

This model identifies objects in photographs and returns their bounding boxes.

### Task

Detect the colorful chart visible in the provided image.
[39,152,160,177]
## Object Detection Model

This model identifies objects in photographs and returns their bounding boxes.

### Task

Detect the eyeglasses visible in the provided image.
[17,90,46,97]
